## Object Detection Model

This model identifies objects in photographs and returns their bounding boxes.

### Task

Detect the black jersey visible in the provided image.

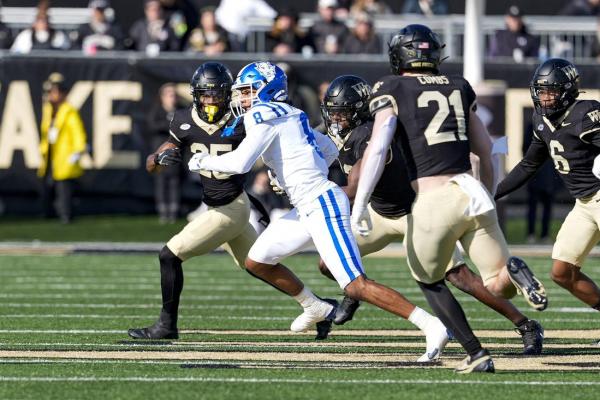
[532,100,600,198]
[168,107,246,206]
[337,121,415,218]
[369,74,476,180]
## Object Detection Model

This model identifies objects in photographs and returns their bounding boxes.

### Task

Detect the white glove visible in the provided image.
[267,170,286,196]
[188,152,209,173]
[593,155,600,180]
[68,153,81,165]
[351,202,372,237]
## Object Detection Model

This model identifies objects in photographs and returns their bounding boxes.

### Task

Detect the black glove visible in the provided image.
[155,148,182,166]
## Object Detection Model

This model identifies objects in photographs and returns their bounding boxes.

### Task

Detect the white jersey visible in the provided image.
[198,102,339,209]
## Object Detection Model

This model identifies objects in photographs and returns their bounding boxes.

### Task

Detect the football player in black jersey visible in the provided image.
[351,24,548,373]
[496,58,600,320]
[128,62,259,339]
[319,75,448,362]
[320,75,544,357]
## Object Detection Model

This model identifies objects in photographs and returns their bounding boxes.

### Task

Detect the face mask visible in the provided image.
[204,105,219,122]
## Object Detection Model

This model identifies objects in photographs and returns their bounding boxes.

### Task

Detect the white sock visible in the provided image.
[408,306,433,332]
[293,287,319,308]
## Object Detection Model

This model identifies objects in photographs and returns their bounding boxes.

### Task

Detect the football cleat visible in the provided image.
[506,257,548,311]
[333,296,361,325]
[128,320,178,340]
[455,349,495,374]
[417,316,451,362]
[516,319,544,355]
[315,299,339,340]
[291,298,337,334]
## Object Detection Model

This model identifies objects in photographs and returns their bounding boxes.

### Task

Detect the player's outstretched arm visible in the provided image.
[314,130,339,166]
[352,108,396,235]
[468,111,494,193]
[146,141,179,174]
[190,125,277,175]
[495,135,549,200]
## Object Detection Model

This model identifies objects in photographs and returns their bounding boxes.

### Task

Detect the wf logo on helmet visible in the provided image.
[561,65,578,81]
[352,82,371,98]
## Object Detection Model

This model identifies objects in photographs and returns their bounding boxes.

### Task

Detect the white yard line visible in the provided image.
[0,329,598,339]
[0,303,595,313]
[0,314,597,323]
[1,376,600,385]
[1,341,596,349]
[0,350,599,372]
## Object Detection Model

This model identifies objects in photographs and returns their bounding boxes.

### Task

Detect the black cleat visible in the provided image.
[128,320,178,340]
[516,319,544,355]
[333,296,361,325]
[454,349,495,374]
[315,298,338,340]
[506,257,548,311]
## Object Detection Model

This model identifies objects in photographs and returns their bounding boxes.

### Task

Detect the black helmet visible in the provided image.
[321,75,372,142]
[530,58,580,118]
[190,62,233,123]
[388,24,444,75]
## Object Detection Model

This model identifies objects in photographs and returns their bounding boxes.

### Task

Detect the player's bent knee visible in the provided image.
[445,264,475,293]
[159,246,180,264]
[344,276,367,301]
[551,260,575,287]
[484,276,516,299]
[245,257,260,272]
[318,259,335,280]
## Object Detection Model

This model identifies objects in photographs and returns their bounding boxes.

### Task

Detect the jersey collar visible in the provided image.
[542,102,577,133]
[191,107,232,135]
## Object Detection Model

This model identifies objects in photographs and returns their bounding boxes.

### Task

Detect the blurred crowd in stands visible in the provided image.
[1,0,600,61]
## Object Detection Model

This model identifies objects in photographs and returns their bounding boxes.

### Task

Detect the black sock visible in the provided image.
[158,246,183,328]
[417,280,482,357]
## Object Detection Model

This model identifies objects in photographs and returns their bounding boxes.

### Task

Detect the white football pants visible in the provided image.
[248,186,364,289]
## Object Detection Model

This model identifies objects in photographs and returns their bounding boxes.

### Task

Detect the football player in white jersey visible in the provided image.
[188,61,449,360]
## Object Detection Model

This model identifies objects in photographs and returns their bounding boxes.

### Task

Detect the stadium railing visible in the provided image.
[1,7,598,60]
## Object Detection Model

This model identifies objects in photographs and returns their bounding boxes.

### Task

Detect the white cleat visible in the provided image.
[417,317,451,363]
[290,300,336,333]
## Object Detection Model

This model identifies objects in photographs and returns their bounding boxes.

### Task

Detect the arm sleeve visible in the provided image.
[314,130,339,166]
[494,136,549,200]
[199,123,277,175]
[353,112,397,210]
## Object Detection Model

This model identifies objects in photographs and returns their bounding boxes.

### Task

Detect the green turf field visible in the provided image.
[0,215,563,244]
[0,253,599,400]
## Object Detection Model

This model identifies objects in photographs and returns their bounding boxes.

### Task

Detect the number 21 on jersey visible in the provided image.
[417,90,467,146]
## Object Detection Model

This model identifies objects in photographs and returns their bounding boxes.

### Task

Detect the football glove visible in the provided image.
[188,152,209,172]
[351,202,372,237]
[267,170,286,196]
[155,148,182,166]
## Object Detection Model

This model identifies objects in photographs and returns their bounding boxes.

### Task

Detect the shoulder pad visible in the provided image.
[169,109,192,142]
[369,76,399,116]
[578,100,600,143]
